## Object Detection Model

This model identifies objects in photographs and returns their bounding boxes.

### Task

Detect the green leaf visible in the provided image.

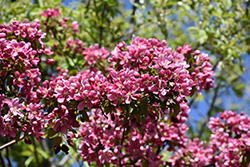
[160,100,166,112]
[198,30,208,44]
[189,86,196,96]
[21,150,32,157]
[37,148,49,159]
[66,56,75,67]
[160,150,172,162]
[124,126,131,135]
[140,97,148,116]
[202,20,208,29]
[47,103,54,113]
[214,106,224,113]
[25,156,34,167]
[43,129,58,139]
[37,0,43,7]
[82,110,89,122]
[129,108,138,120]
[120,104,128,112]
[197,94,204,102]
[54,0,62,4]
[223,0,232,10]
[132,2,142,9]
[83,161,90,167]
[173,103,180,118]
[240,151,250,167]
[233,87,243,97]
[104,105,113,114]
[212,10,221,18]
[53,136,62,147]
[235,83,245,89]
[187,27,199,32]
[169,82,174,87]
[232,46,244,53]
[230,37,238,47]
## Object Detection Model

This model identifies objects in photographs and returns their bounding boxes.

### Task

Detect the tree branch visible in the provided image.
[198,81,221,138]
[0,150,7,167]
[130,0,139,24]
[5,137,12,167]
[246,0,250,17]
[0,132,31,151]
[82,27,98,43]
[32,136,39,166]
[119,127,125,167]
[113,23,150,42]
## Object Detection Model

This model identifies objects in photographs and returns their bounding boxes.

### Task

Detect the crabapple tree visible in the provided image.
[0,0,250,167]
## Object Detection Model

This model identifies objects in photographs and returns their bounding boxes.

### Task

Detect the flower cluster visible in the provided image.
[66,38,84,53]
[0,11,221,167]
[209,111,250,167]
[0,19,53,140]
[41,8,60,18]
[170,111,250,167]
[57,18,79,34]
[177,44,214,91]
[0,19,47,48]
[37,37,216,166]
[82,44,109,65]
[44,105,79,134]
[0,95,45,140]
[71,21,79,34]
[43,37,215,120]
[170,138,214,167]
[78,103,190,166]
[106,37,214,107]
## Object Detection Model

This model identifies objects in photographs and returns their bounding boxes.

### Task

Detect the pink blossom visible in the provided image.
[41,8,60,18]
[47,58,55,65]
[71,21,79,34]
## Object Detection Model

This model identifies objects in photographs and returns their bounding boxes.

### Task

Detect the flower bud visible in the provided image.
[194,50,201,55]
[61,144,69,154]
[54,144,61,154]
[0,33,6,39]
[47,58,55,65]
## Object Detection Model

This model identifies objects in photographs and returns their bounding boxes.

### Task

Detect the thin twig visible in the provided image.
[246,0,250,17]
[5,137,12,167]
[68,54,81,71]
[114,23,150,41]
[198,81,221,138]
[82,27,98,43]
[84,0,91,14]
[32,136,39,166]
[0,139,8,167]
[119,128,125,167]
[100,107,108,119]
[0,150,7,167]
[0,132,31,151]
[130,0,139,24]
[99,3,106,47]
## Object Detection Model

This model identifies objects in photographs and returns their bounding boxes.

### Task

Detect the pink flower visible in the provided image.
[41,8,60,18]
[0,33,6,38]
[82,44,109,65]
[71,21,79,34]
[47,58,55,65]
[4,98,25,117]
